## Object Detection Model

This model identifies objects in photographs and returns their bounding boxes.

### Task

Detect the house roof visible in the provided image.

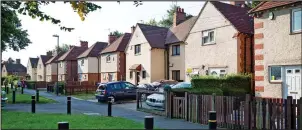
[45,52,65,64]
[40,55,53,66]
[57,46,87,61]
[78,42,108,58]
[248,1,301,13]
[137,23,169,49]
[165,16,198,45]
[29,58,39,68]
[4,63,27,72]
[210,1,254,34]
[101,33,132,54]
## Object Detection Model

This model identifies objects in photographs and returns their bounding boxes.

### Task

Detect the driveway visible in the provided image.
[3,89,208,129]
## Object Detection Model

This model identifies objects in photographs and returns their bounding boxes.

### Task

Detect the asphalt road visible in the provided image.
[3,89,208,129]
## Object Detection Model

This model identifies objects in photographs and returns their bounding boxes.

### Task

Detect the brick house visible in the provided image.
[26,57,38,81]
[77,41,108,82]
[165,7,197,82]
[45,52,65,82]
[2,59,27,77]
[100,33,132,83]
[57,42,88,81]
[249,1,302,99]
[37,52,53,81]
[125,23,168,85]
[184,1,254,82]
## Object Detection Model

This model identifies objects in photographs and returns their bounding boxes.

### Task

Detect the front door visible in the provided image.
[136,72,140,85]
[108,73,113,82]
[286,66,302,99]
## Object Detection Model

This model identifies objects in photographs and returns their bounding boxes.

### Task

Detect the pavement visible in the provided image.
[3,89,208,129]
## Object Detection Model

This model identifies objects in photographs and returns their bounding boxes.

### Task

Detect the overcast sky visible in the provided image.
[2,1,206,66]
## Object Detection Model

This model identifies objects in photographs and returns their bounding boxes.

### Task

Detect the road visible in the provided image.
[3,89,208,129]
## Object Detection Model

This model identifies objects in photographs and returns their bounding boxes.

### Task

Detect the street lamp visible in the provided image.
[53,34,59,96]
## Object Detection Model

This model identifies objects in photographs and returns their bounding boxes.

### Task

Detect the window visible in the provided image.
[102,73,106,80]
[60,62,63,68]
[84,75,87,79]
[291,8,302,33]
[112,83,122,90]
[106,55,111,62]
[123,82,135,89]
[220,70,226,77]
[270,66,282,81]
[172,70,180,81]
[209,68,226,77]
[81,59,84,66]
[172,45,180,56]
[130,71,133,79]
[202,29,215,45]
[142,70,146,79]
[134,44,141,55]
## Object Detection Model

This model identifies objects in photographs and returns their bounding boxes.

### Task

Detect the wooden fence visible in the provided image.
[165,92,302,129]
[65,85,97,95]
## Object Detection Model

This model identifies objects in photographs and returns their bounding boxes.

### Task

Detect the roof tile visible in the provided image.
[78,42,108,58]
[101,33,132,54]
[137,24,169,49]
[249,1,300,13]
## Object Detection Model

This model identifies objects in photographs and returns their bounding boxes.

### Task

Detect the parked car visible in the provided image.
[145,82,191,108]
[95,81,138,103]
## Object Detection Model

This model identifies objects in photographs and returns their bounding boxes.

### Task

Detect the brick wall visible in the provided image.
[118,52,126,81]
[66,60,78,81]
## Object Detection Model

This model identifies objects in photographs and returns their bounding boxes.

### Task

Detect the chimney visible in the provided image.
[108,33,118,44]
[80,41,88,48]
[46,51,53,56]
[173,7,186,27]
[69,45,75,49]
[16,59,20,64]
[131,26,135,34]
[230,1,246,7]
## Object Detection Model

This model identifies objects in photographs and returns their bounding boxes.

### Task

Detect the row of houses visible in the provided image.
[20,1,301,99]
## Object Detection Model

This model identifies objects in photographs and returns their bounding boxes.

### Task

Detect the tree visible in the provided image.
[143,18,159,26]
[143,4,193,28]
[247,1,261,8]
[52,43,69,54]
[1,1,142,52]
[110,30,123,37]
[158,4,193,28]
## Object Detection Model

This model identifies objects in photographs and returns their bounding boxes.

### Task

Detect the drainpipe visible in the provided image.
[97,56,100,82]
[166,45,170,80]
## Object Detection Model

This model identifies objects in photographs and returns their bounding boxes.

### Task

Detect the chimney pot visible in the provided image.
[181,8,184,13]
[46,51,53,56]
[16,59,20,64]
[131,26,135,34]
[173,6,186,27]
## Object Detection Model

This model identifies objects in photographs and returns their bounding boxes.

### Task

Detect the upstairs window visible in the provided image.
[106,55,111,62]
[134,44,141,55]
[202,29,215,45]
[81,59,84,66]
[291,8,301,33]
[172,45,180,56]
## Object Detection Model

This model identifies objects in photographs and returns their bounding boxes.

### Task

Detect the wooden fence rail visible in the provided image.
[165,92,302,129]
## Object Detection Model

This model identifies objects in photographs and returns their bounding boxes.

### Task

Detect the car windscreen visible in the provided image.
[97,85,106,90]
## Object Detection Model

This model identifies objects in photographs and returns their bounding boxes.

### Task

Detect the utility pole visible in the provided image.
[53,34,59,96]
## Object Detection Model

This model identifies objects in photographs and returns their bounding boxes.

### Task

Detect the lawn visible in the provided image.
[1,110,144,129]
[72,93,96,100]
[2,87,56,104]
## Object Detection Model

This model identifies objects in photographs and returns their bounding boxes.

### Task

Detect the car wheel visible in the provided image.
[108,96,115,103]
[141,94,147,101]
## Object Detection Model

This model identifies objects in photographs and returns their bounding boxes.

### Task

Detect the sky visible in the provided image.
[2,1,206,66]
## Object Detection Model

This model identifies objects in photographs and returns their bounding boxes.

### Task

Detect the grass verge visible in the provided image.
[1,110,144,129]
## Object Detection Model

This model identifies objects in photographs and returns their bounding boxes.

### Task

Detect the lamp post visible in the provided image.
[53,34,59,96]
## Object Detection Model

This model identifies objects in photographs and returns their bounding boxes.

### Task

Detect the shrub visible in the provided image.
[26,81,37,89]
[172,87,223,96]
[190,73,252,96]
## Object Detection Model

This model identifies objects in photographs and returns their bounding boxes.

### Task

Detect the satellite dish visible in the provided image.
[269,12,275,20]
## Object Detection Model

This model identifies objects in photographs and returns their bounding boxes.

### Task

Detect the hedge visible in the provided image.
[191,74,251,96]
[173,87,224,96]
[26,81,37,89]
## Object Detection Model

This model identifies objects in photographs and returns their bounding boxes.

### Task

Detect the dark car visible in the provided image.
[95,81,137,103]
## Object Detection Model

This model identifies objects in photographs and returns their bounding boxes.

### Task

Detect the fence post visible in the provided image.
[212,93,216,111]
[144,116,154,130]
[108,97,112,117]
[285,96,293,129]
[36,90,39,102]
[31,95,36,113]
[209,111,217,130]
[58,122,69,130]
[185,92,189,121]
[12,89,16,104]
[299,97,302,130]
[170,92,174,118]
[67,96,71,115]
[244,94,251,129]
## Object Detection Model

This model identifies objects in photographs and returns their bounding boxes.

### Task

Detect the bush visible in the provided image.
[172,87,223,96]
[26,81,37,89]
[191,74,252,96]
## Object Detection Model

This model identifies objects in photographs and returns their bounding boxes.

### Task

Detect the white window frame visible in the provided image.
[106,55,111,63]
[291,8,302,33]
[81,59,84,66]
[202,29,216,45]
[102,73,106,80]
[209,68,227,77]
[269,66,282,82]
[60,62,63,68]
